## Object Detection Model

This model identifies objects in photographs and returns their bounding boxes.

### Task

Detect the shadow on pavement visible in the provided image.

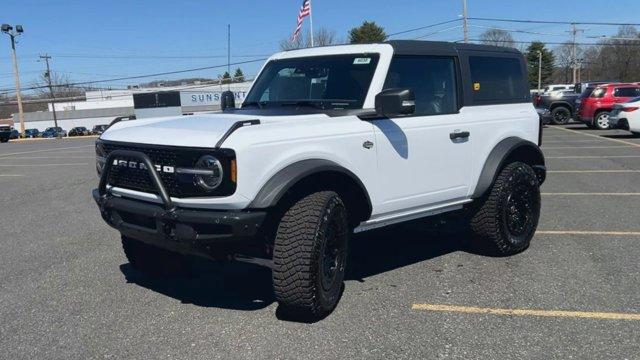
[119,217,489,316]
[602,134,640,139]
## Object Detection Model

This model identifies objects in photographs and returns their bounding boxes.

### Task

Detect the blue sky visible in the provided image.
[2,0,640,92]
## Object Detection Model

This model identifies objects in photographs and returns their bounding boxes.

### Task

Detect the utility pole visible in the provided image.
[462,0,469,43]
[569,23,583,85]
[227,24,231,90]
[2,24,25,135]
[39,54,59,133]
[537,50,543,93]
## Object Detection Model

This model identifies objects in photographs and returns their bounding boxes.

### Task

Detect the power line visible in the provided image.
[47,53,270,60]
[0,58,266,94]
[386,19,461,38]
[468,17,640,26]
[469,39,640,47]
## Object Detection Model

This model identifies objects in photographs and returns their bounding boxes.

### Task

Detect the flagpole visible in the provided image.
[309,0,314,47]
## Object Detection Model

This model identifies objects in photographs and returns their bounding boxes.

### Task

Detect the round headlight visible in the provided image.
[194,155,223,191]
[95,143,107,176]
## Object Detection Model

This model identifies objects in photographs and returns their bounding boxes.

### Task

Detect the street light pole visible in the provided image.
[2,24,25,135]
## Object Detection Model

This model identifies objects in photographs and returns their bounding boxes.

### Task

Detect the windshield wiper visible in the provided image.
[279,100,327,110]
[242,101,267,109]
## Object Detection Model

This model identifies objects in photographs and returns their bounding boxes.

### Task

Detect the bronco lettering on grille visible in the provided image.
[113,159,175,174]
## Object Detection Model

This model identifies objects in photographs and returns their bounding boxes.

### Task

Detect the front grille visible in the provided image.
[100,141,236,198]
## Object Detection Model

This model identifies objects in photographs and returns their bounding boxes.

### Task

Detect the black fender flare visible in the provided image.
[248,159,373,213]
[472,137,546,198]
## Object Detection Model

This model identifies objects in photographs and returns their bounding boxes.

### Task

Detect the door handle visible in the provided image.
[450,131,470,140]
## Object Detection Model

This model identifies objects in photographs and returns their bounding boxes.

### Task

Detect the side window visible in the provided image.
[383,56,458,116]
[613,87,640,98]
[591,88,606,98]
[469,56,527,103]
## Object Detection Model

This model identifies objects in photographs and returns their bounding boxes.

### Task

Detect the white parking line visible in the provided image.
[0,163,89,167]
[0,145,93,158]
[549,126,640,148]
[0,174,25,177]
[0,156,94,160]
[537,230,640,236]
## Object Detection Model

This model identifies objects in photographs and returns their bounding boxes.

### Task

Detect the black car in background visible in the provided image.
[91,124,109,135]
[534,81,614,125]
[0,125,11,143]
[24,128,40,138]
[9,129,20,139]
[69,126,90,137]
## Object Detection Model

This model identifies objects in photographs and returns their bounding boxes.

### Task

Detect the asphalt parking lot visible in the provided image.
[1,125,639,359]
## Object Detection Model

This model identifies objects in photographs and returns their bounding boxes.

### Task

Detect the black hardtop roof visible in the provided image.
[386,40,522,56]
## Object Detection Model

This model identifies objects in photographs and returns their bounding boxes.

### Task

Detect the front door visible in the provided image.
[372,56,472,215]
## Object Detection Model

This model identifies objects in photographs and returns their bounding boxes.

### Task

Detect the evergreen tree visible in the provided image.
[525,41,554,89]
[348,21,386,44]
[234,68,245,82]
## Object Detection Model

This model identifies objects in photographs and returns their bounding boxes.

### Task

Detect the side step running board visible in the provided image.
[354,199,473,233]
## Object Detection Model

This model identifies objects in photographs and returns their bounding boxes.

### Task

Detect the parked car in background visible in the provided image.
[9,129,20,139]
[91,124,109,135]
[535,89,580,125]
[0,125,11,143]
[41,127,67,138]
[574,81,611,120]
[543,84,574,93]
[577,83,640,130]
[23,128,40,138]
[609,96,640,136]
[69,126,90,137]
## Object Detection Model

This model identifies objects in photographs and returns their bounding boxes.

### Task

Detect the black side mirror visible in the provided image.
[375,88,415,117]
[220,90,236,111]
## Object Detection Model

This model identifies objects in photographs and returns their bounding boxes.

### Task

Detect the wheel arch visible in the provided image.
[550,101,573,114]
[248,159,373,224]
[472,137,546,198]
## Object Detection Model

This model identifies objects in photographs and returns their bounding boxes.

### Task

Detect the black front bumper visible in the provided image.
[93,149,266,257]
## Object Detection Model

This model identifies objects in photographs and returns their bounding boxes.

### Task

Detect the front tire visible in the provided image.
[272,191,349,319]
[122,236,189,276]
[551,107,571,125]
[594,111,611,130]
[470,162,541,255]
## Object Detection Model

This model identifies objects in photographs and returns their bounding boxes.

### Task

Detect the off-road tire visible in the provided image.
[121,236,188,276]
[469,162,541,255]
[594,111,611,130]
[551,107,571,125]
[272,191,350,319]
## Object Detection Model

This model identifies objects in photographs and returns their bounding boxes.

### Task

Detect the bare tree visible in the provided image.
[479,28,516,48]
[33,72,84,99]
[579,25,640,82]
[280,27,339,50]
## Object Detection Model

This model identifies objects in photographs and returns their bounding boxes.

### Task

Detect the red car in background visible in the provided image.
[578,83,640,129]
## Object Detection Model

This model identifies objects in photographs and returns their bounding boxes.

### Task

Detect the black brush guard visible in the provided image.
[93,150,266,253]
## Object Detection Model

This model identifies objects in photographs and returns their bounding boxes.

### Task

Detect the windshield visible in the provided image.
[244,54,380,110]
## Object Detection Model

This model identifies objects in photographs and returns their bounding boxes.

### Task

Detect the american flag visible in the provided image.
[291,0,311,42]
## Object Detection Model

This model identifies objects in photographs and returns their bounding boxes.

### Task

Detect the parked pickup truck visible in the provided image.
[535,81,611,125]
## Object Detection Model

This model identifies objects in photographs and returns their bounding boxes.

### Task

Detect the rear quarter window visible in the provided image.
[590,88,606,98]
[468,56,528,104]
[613,87,640,98]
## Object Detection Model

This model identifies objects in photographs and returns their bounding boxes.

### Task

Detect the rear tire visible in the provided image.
[469,162,541,255]
[272,191,349,320]
[551,107,571,125]
[632,132,640,137]
[594,111,611,130]
[121,236,189,276]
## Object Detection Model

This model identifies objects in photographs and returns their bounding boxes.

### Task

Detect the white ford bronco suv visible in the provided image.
[93,41,546,319]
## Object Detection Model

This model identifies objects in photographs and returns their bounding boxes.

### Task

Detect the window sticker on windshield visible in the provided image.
[353,57,372,65]
[473,82,481,91]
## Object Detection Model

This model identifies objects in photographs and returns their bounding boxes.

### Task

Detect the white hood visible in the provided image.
[100,113,264,147]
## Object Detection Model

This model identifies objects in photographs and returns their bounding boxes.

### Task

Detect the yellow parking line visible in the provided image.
[550,126,640,148]
[543,145,635,149]
[547,170,640,173]
[536,230,640,236]
[411,304,640,321]
[542,193,640,196]
[546,155,640,159]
